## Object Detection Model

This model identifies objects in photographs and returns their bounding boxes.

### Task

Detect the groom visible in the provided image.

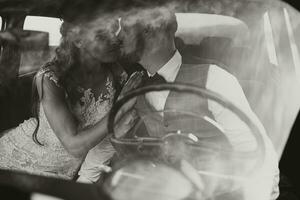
[117,7,279,200]
[119,7,257,150]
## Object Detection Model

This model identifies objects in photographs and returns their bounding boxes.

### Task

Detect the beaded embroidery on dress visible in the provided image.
[0,66,126,180]
[73,76,115,128]
[75,70,128,183]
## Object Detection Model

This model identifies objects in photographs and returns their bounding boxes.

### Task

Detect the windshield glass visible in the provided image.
[0,0,299,199]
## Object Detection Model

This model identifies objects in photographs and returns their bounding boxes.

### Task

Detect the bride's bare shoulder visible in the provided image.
[35,63,65,100]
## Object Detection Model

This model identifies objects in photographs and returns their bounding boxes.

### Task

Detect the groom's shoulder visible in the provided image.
[180,55,237,84]
[182,55,225,66]
[181,55,230,73]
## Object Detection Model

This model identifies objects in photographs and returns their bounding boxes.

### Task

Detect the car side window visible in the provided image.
[23,16,63,46]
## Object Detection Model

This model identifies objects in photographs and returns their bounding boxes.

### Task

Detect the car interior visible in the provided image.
[0,0,300,199]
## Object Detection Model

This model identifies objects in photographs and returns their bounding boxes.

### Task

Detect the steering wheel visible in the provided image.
[105,83,267,200]
[108,83,266,175]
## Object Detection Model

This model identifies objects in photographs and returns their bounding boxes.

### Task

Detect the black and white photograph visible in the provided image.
[0,0,300,199]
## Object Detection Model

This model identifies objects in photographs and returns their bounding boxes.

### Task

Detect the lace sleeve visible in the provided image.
[119,71,128,87]
[36,66,62,88]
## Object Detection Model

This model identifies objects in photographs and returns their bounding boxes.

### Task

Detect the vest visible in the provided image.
[133,56,229,145]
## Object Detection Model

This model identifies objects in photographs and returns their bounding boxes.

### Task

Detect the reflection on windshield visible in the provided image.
[171,0,300,157]
[0,0,300,199]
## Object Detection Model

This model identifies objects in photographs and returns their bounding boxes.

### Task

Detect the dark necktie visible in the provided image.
[142,72,167,86]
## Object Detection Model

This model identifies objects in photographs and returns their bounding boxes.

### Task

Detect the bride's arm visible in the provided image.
[35,74,137,158]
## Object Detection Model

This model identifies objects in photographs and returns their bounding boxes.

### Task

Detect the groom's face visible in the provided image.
[117,19,144,63]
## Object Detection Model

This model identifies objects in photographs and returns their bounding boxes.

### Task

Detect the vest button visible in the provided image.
[164,121,169,127]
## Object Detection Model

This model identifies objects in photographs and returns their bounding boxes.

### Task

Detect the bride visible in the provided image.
[0,12,137,180]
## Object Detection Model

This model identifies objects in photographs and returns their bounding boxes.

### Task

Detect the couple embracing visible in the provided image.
[0,6,279,199]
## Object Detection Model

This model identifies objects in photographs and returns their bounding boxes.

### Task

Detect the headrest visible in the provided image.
[175,13,249,46]
[0,30,49,51]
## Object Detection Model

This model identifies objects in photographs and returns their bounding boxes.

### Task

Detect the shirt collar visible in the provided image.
[147,50,182,82]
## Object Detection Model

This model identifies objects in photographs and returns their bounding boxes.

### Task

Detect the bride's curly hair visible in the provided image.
[30,16,122,145]
[30,20,81,145]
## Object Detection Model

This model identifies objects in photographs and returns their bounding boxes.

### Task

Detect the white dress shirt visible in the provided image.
[145,50,182,112]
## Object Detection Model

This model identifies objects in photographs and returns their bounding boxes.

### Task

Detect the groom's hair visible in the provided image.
[123,6,177,38]
[138,7,177,38]
[119,6,177,63]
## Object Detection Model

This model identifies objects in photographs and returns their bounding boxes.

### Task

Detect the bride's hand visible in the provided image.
[114,98,138,139]
[118,71,144,100]
[113,71,144,138]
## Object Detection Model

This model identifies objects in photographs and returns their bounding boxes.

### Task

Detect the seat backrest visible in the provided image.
[175,13,250,76]
[175,13,249,46]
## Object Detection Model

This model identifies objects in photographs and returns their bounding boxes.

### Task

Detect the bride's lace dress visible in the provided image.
[0,66,127,180]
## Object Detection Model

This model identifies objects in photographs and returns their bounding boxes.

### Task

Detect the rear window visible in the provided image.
[23,16,63,46]
[19,16,63,75]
